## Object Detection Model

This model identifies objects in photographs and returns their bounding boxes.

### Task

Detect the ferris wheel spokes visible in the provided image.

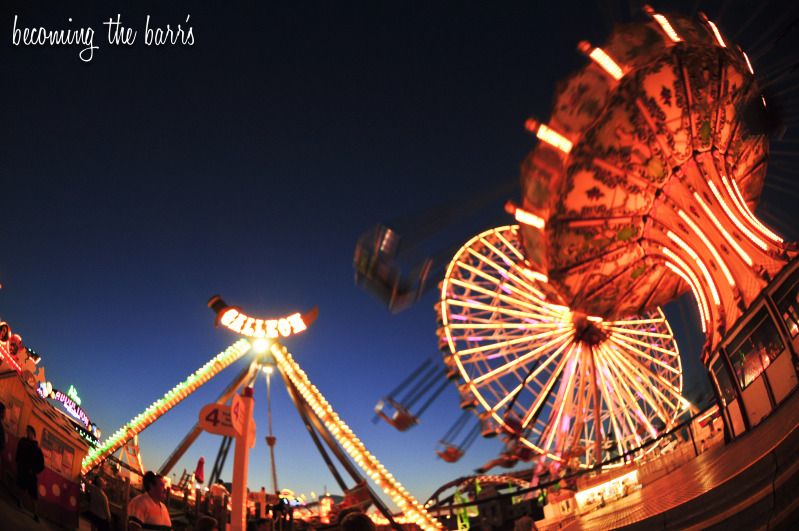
[438,226,684,468]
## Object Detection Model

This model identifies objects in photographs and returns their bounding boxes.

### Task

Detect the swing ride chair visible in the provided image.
[372,356,450,432]
[353,225,433,313]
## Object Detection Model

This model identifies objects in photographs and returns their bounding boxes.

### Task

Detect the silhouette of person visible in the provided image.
[15,424,45,522]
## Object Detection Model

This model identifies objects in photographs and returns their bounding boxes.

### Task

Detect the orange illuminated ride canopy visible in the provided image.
[516,12,795,354]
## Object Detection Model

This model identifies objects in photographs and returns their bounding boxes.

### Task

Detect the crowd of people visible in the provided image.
[79,469,384,531]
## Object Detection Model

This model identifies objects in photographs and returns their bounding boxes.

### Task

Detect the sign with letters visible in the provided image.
[208,295,318,339]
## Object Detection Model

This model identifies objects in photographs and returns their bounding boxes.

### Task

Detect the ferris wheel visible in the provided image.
[437,225,684,468]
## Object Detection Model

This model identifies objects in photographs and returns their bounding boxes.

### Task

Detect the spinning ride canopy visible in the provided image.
[517,10,794,355]
[437,225,684,469]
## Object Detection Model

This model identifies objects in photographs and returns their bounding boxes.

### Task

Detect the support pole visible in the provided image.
[281,364,350,493]
[160,360,259,476]
[231,387,255,531]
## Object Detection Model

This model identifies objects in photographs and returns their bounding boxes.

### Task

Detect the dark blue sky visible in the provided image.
[2,0,792,504]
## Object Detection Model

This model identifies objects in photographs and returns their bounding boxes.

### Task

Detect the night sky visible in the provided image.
[2,0,795,507]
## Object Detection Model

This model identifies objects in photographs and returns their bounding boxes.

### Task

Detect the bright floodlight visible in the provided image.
[253,338,271,353]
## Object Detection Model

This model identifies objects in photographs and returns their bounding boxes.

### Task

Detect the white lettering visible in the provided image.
[12,15,98,62]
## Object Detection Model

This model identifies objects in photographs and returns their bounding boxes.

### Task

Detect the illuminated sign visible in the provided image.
[53,388,91,428]
[67,384,82,406]
[208,295,318,339]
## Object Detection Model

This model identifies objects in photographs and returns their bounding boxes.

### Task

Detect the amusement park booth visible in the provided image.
[708,258,799,439]
[0,369,91,528]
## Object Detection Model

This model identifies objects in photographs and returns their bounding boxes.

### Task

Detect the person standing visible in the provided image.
[15,424,45,522]
[87,476,112,531]
[128,471,172,530]
[0,403,6,478]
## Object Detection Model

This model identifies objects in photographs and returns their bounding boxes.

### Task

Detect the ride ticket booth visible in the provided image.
[708,258,799,439]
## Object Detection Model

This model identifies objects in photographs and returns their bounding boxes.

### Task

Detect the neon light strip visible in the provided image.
[81,339,252,474]
[693,192,753,266]
[1,351,23,373]
[707,180,768,251]
[444,298,565,324]
[270,344,443,531]
[741,50,754,74]
[607,326,672,339]
[677,210,735,286]
[706,19,726,47]
[695,404,719,425]
[536,123,573,154]
[662,247,710,332]
[448,322,561,330]
[588,48,624,80]
[611,318,663,325]
[521,268,549,284]
[666,231,721,305]
[726,176,783,243]
[652,14,682,42]
[514,207,546,229]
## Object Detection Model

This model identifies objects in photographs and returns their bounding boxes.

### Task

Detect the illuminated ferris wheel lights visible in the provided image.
[693,191,754,266]
[469,330,575,383]
[600,342,678,416]
[521,342,577,429]
[607,326,671,339]
[446,295,564,324]
[607,333,681,375]
[441,226,684,468]
[454,259,547,309]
